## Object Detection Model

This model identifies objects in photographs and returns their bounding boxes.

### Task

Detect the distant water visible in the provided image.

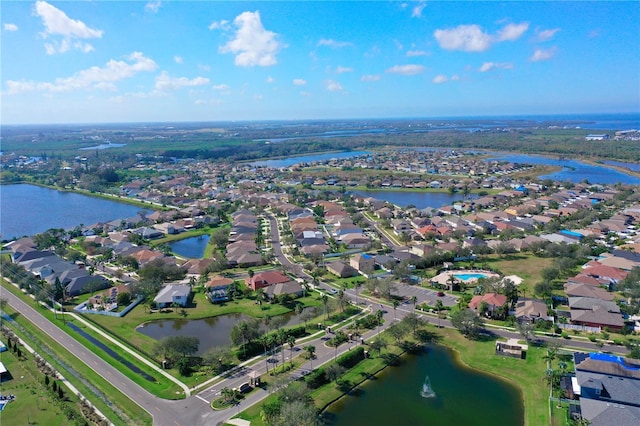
[0,184,145,240]
[169,235,210,258]
[251,150,371,168]
[486,153,640,185]
[351,189,476,209]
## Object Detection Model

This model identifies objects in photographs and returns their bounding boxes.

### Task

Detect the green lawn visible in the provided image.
[0,340,76,426]
[435,327,549,426]
[1,304,151,425]
[459,253,554,292]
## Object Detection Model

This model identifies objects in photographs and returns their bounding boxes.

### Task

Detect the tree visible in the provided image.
[152,336,199,363]
[325,363,346,382]
[176,357,192,376]
[387,322,408,345]
[303,345,316,369]
[202,346,233,373]
[368,338,387,355]
[450,309,484,339]
[392,299,400,321]
[116,291,131,306]
[517,321,535,342]
[401,312,425,337]
[231,319,261,357]
[279,400,319,426]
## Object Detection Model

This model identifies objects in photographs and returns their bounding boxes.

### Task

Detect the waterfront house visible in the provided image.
[246,270,291,291]
[154,284,191,308]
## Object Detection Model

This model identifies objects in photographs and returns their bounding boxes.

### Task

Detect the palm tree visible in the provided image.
[410,295,418,310]
[321,294,329,321]
[287,336,296,366]
[392,299,400,321]
[354,280,362,305]
[435,300,445,328]
[304,345,316,369]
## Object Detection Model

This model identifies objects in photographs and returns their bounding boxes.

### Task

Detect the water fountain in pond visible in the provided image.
[420,375,435,398]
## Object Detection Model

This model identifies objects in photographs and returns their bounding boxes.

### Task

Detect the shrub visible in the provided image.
[305,368,328,389]
[336,347,365,369]
[561,332,569,339]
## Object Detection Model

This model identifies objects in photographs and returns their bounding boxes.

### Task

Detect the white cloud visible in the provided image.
[536,28,560,42]
[478,62,513,72]
[432,74,448,84]
[496,22,529,41]
[174,56,184,64]
[434,22,528,52]
[434,25,492,52]
[154,71,209,91]
[450,74,460,81]
[219,11,284,67]
[254,94,263,101]
[361,74,381,82]
[34,1,103,54]
[211,83,231,95]
[145,1,162,13]
[385,64,425,75]
[406,50,429,57]
[335,66,353,74]
[208,20,230,31]
[412,2,427,18]
[198,64,211,72]
[34,1,102,39]
[317,38,353,48]
[293,79,307,86]
[299,91,311,97]
[4,52,157,94]
[529,47,556,62]
[4,23,18,32]
[326,80,343,92]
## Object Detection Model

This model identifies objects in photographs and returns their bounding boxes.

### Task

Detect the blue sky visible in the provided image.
[1,1,638,124]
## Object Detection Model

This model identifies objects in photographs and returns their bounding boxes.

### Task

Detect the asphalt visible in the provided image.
[2,212,630,425]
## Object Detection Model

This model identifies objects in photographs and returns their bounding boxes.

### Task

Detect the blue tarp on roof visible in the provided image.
[590,352,640,371]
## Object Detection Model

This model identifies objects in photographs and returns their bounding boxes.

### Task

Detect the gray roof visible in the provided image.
[580,396,640,426]
[569,297,620,313]
[577,371,640,406]
[154,284,191,304]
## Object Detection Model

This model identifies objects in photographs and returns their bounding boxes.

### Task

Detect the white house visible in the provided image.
[154,284,191,308]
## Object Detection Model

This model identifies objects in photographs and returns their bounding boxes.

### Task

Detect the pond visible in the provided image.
[325,344,523,426]
[136,308,314,355]
[351,189,476,210]
[168,235,210,259]
[0,184,147,240]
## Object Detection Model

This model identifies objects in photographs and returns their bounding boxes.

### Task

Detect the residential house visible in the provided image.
[350,253,375,274]
[246,270,291,291]
[326,262,358,278]
[468,293,507,315]
[154,284,191,308]
[514,298,549,323]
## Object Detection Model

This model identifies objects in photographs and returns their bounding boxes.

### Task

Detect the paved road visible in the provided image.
[2,214,630,425]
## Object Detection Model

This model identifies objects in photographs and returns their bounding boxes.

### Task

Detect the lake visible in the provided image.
[169,235,210,259]
[486,153,640,185]
[325,344,523,426]
[351,189,476,210]
[0,184,146,240]
[136,309,313,355]
[250,151,371,168]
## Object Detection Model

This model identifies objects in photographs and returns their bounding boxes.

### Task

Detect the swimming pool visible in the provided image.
[454,273,488,281]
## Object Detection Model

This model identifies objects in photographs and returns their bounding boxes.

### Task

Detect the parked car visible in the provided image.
[437,291,445,297]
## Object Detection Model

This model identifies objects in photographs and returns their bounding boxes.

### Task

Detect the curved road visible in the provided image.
[2,214,629,424]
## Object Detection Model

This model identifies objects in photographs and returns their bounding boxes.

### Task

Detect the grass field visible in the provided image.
[0,339,77,426]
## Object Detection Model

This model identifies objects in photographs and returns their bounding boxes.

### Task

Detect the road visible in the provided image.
[2,214,630,424]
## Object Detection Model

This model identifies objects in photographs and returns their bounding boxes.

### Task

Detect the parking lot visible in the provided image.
[393,283,458,308]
